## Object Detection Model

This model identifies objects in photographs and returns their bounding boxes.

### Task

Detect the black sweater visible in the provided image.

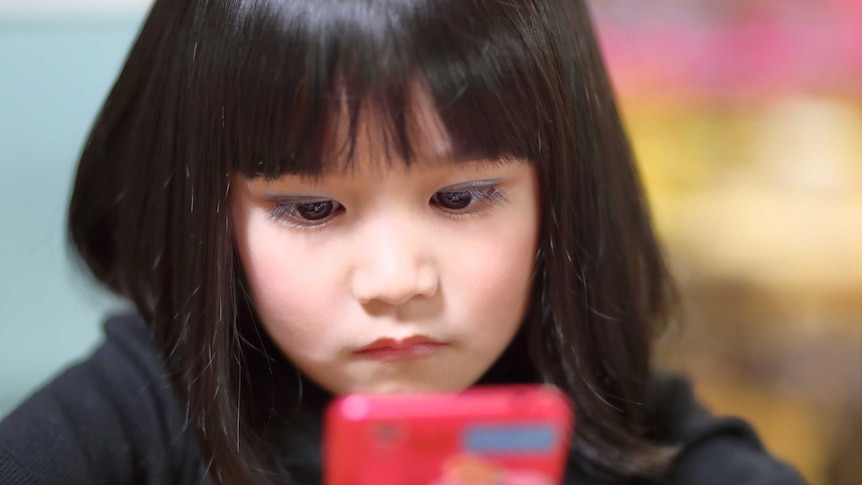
[0,314,806,484]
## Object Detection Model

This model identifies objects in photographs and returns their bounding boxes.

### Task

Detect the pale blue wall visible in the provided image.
[0,19,143,417]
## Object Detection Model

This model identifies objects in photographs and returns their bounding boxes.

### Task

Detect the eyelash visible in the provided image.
[267,200,344,229]
[267,186,507,229]
[431,186,507,217]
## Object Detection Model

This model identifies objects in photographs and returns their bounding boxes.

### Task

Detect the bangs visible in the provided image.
[187,0,552,178]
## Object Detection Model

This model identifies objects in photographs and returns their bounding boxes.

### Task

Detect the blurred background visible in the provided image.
[1,1,859,484]
[591,1,862,484]
[0,0,140,419]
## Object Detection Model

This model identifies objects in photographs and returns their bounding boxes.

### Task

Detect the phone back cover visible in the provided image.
[324,385,573,485]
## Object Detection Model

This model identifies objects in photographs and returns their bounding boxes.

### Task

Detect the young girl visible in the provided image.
[0,1,806,484]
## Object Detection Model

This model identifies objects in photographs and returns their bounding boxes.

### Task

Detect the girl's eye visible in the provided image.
[431,186,506,213]
[434,191,474,210]
[296,201,336,221]
[269,199,343,226]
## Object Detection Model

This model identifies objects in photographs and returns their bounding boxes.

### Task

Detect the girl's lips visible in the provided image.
[354,337,448,361]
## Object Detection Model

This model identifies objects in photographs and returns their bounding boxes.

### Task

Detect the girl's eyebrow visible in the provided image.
[247,172,327,188]
[245,155,524,188]
[438,178,504,191]
[429,153,522,166]
[261,191,340,201]
[406,156,524,178]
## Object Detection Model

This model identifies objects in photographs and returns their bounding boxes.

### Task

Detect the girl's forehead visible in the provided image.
[321,86,456,172]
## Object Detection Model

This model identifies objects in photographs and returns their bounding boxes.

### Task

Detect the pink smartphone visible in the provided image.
[324,385,573,485]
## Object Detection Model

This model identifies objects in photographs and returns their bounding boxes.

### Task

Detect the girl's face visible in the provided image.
[231,103,541,395]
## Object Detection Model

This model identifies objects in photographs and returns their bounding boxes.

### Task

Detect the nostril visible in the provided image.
[351,264,439,306]
[415,266,439,297]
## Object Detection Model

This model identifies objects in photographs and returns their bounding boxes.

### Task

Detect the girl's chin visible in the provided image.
[333,379,473,396]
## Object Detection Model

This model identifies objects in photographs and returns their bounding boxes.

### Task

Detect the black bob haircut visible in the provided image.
[69,0,676,483]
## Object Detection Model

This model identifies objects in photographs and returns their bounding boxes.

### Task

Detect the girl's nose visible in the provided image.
[351,228,439,307]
